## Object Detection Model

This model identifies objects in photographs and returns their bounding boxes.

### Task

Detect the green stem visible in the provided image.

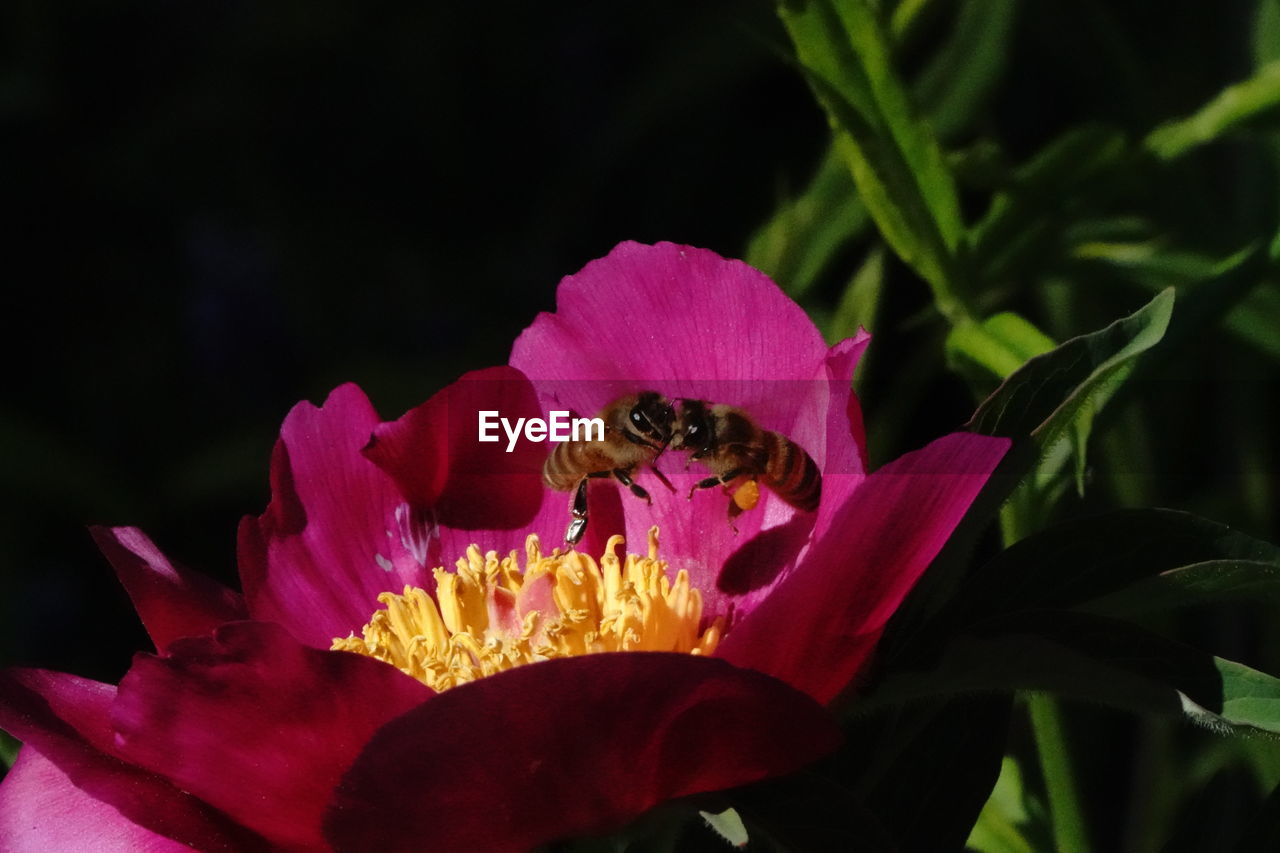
[1028,694,1090,852]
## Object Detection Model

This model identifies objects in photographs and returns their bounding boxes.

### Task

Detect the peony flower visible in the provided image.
[0,242,1008,851]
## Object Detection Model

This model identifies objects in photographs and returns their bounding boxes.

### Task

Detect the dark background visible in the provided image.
[3,1,832,679]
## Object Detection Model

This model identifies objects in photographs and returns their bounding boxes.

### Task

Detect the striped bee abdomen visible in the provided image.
[761,431,821,511]
[543,441,614,490]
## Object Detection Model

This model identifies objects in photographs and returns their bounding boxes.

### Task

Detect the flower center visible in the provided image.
[332,527,722,692]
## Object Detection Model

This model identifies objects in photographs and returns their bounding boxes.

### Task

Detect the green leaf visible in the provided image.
[1224,283,1280,361]
[697,808,748,848]
[751,0,1016,306]
[913,0,1018,140]
[966,757,1038,853]
[778,0,968,319]
[1077,242,1279,361]
[1258,0,1280,68]
[1086,561,1280,619]
[1145,61,1280,160]
[952,508,1280,621]
[868,611,1280,737]
[966,288,1173,446]
[887,0,935,39]
[946,311,1057,391]
[946,312,1078,495]
[827,245,885,344]
[745,145,870,298]
[972,124,1128,284]
[964,288,1172,533]
[1200,658,1280,735]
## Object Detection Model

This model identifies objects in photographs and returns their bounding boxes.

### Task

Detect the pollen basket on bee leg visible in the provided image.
[732,480,760,512]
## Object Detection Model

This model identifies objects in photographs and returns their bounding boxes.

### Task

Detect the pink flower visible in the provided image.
[0,242,1008,851]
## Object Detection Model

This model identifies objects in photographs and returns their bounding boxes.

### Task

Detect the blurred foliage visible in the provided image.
[746,0,1280,850]
[6,0,1280,850]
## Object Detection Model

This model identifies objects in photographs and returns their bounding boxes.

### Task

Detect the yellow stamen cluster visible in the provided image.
[332,527,722,692]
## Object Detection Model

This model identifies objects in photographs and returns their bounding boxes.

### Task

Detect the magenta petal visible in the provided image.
[0,745,262,853]
[363,366,546,530]
[0,672,266,851]
[510,241,840,441]
[510,242,870,596]
[111,621,432,851]
[718,432,1011,704]
[816,331,871,478]
[324,653,842,853]
[92,526,246,650]
[0,747,192,853]
[238,383,437,647]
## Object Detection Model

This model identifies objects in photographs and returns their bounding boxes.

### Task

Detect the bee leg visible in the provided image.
[686,467,748,500]
[572,476,591,516]
[565,516,588,546]
[565,477,591,547]
[649,463,677,494]
[612,468,651,504]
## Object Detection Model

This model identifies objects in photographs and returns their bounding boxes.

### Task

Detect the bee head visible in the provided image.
[671,399,712,454]
[628,391,676,445]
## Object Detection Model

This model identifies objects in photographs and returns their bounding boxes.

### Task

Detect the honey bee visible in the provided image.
[543,391,677,545]
[669,399,821,521]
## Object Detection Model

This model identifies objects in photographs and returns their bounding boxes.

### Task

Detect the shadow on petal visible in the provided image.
[716,511,815,597]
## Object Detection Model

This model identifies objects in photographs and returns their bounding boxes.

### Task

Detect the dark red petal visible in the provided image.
[0,747,195,853]
[238,383,438,647]
[0,673,266,851]
[718,433,1011,704]
[323,653,842,853]
[111,621,432,851]
[0,668,117,756]
[363,366,546,530]
[91,526,246,650]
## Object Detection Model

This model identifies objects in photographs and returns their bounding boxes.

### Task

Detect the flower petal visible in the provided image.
[0,668,117,756]
[814,331,871,478]
[91,526,246,650]
[510,242,870,601]
[238,383,437,647]
[0,746,234,852]
[111,621,432,851]
[0,671,263,850]
[510,241,837,442]
[323,652,842,853]
[717,432,1011,704]
[362,366,546,530]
